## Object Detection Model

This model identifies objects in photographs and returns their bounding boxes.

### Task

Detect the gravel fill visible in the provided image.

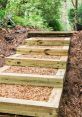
[4,66,57,75]
[0,84,53,101]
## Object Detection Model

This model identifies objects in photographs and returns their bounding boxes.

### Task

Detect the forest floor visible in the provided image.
[59,31,82,117]
[0,26,82,117]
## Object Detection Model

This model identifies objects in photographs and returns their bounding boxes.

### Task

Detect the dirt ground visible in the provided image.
[0,26,28,67]
[0,27,82,117]
[59,31,82,117]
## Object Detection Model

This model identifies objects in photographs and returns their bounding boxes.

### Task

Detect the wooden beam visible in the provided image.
[25,37,70,46]
[0,88,62,117]
[5,54,68,69]
[16,46,69,56]
[27,31,73,37]
[0,66,66,87]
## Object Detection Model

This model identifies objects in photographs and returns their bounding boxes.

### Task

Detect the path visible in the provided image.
[0,31,72,117]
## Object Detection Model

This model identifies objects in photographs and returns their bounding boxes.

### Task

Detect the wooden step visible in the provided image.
[28,31,73,37]
[25,37,70,46]
[0,66,66,87]
[0,87,62,117]
[16,45,69,56]
[5,54,68,69]
[0,31,71,117]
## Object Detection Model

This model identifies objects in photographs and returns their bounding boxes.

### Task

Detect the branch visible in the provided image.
[71,0,76,8]
[75,0,78,9]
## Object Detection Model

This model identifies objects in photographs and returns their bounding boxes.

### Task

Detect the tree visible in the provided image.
[0,0,65,30]
[4,0,63,30]
[0,0,8,27]
[0,0,8,8]
[71,0,78,30]
[69,0,82,30]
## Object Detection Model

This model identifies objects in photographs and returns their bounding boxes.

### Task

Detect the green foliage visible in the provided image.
[0,9,5,26]
[2,0,63,30]
[38,0,62,30]
[68,8,75,25]
[68,3,82,27]
[13,15,50,30]
[48,19,62,31]
[0,0,8,8]
[0,9,5,20]
[77,4,82,24]
[5,0,20,16]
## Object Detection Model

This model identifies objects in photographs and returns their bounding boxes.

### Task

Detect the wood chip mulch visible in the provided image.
[4,66,57,75]
[59,31,82,117]
[0,84,52,102]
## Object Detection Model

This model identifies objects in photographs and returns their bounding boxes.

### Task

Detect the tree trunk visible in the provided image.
[71,0,78,30]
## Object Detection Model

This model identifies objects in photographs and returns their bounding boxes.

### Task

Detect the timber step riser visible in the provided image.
[16,47,69,56]
[0,66,66,88]
[0,88,62,117]
[5,57,67,69]
[24,39,70,46]
[28,31,73,37]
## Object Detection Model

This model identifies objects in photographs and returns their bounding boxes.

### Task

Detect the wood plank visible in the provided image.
[0,66,10,73]
[0,72,64,88]
[0,88,62,117]
[5,55,68,69]
[0,66,65,87]
[48,88,62,107]
[16,46,69,56]
[26,37,70,40]
[25,37,70,46]
[28,31,73,37]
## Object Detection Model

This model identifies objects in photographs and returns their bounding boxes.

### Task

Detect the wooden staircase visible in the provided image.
[0,31,72,117]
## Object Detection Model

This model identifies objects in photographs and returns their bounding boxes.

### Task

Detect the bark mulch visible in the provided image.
[4,66,57,75]
[59,31,82,117]
[0,84,52,102]
[0,26,28,66]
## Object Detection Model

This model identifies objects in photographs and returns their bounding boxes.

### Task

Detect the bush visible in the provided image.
[77,4,82,24]
[13,15,50,30]
[48,19,62,31]
[3,0,63,30]
[68,4,82,29]
[0,9,5,26]
[68,8,75,28]
[0,9,5,20]
[13,16,27,26]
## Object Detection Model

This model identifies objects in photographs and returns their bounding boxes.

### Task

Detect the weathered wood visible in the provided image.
[25,37,70,46]
[0,66,66,87]
[0,88,62,117]
[5,54,68,69]
[28,31,73,37]
[16,46,69,56]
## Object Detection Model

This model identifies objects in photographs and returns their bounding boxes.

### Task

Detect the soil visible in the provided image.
[0,84,52,101]
[4,66,57,75]
[0,26,28,67]
[59,31,82,117]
